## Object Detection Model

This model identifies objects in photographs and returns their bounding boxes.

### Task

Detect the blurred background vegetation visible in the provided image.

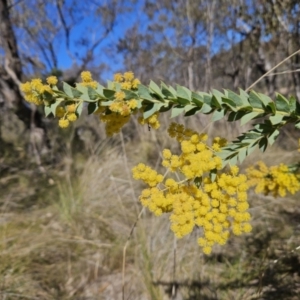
[1,0,300,299]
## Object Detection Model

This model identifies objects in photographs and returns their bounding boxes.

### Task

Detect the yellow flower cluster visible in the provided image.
[57,104,78,128]
[138,112,160,129]
[247,161,300,197]
[100,113,131,136]
[168,122,206,142]
[46,76,58,85]
[20,77,56,105]
[132,123,252,255]
[113,71,140,89]
[109,91,138,117]
[79,71,98,88]
[96,72,142,135]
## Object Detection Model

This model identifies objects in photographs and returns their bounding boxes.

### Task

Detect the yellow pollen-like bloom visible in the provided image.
[128,99,138,109]
[58,118,70,128]
[67,113,77,122]
[56,107,65,118]
[121,82,132,90]
[132,78,141,89]
[66,103,76,113]
[46,76,58,85]
[81,71,93,82]
[115,91,126,101]
[123,71,134,81]
[114,73,123,82]
[132,122,252,255]
[20,82,32,93]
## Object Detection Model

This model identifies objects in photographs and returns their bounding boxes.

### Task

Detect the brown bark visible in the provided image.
[0,0,42,128]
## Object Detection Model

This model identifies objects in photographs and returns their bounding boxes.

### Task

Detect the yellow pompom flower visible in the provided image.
[121,82,132,90]
[163,149,172,159]
[67,113,77,122]
[115,91,126,101]
[58,118,70,128]
[81,71,93,82]
[66,103,76,113]
[123,71,134,81]
[128,99,138,109]
[56,107,65,118]
[114,73,123,82]
[132,78,141,89]
[46,76,58,85]
[20,82,32,93]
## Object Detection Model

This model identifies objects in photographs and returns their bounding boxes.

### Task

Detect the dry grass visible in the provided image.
[1,116,300,299]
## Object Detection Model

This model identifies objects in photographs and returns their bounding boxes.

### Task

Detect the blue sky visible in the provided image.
[13,0,248,81]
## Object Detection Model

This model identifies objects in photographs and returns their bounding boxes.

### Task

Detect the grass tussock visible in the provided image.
[1,117,300,299]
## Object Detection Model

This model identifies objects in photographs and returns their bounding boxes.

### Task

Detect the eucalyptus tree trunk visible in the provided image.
[0,0,43,128]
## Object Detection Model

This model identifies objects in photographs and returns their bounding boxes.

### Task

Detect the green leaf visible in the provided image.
[159,103,172,112]
[43,91,53,102]
[275,93,290,113]
[268,129,279,145]
[259,137,268,152]
[44,106,52,117]
[211,95,222,109]
[239,88,250,102]
[191,92,203,107]
[228,155,238,166]
[266,102,276,114]
[202,93,212,106]
[143,103,164,119]
[76,102,84,116]
[63,82,82,98]
[227,90,244,106]
[289,96,296,112]
[169,86,177,98]
[247,143,257,155]
[185,107,201,116]
[86,87,99,100]
[149,81,164,99]
[240,111,261,126]
[269,114,284,125]
[138,84,153,101]
[63,82,73,97]
[238,148,247,163]
[244,131,263,139]
[211,89,224,108]
[50,101,61,116]
[257,93,272,105]
[107,80,115,90]
[228,111,244,122]
[103,89,115,99]
[177,85,191,104]
[123,90,138,100]
[248,91,264,109]
[101,100,114,107]
[194,176,202,188]
[212,109,226,122]
[184,104,196,113]
[177,85,191,100]
[161,82,175,98]
[177,97,190,105]
[222,97,237,111]
[113,82,121,91]
[200,103,213,114]
[209,169,217,182]
[96,85,105,97]
[171,105,185,118]
[87,102,98,115]
[295,121,300,129]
